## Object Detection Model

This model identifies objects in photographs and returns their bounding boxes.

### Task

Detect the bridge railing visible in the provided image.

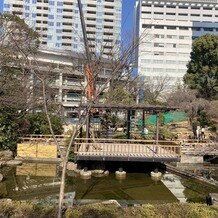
[74,138,181,156]
[18,135,182,156]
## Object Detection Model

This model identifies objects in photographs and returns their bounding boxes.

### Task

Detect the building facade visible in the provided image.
[135,0,218,84]
[1,0,122,57]
[31,48,114,117]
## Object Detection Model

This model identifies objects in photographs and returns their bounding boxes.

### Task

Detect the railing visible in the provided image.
[74,138,182,157]
[19,135,69,143]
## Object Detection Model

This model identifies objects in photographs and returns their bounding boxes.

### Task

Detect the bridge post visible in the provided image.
[142,110,145,137]
[127,109,131,139]
[86,112,90,139]
[155,112,159,145]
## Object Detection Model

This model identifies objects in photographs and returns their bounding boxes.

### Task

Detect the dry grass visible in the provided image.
[0,201,217,218]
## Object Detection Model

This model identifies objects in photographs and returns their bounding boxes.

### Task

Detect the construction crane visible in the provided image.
[77,0,95,139]
[77,0,95,101]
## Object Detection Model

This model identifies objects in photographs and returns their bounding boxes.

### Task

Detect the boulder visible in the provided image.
[0,161,6,168]
[0,173,3,182]
[80,169,92,179]
[5,160,22,166]
[67,162,77,171]
[91,169,104,174]
[0,198,12,203]
[0,150,13,161]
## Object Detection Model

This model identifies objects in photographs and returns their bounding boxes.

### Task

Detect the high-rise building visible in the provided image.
[135,0,218,84]
[1,0,122,56]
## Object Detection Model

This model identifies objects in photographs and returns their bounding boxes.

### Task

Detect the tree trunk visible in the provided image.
[58,157,68,218]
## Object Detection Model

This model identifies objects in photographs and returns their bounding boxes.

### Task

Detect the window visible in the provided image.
[155,34,164,38]
[4,4,10,8]
[179,6,188,9]
[142,4,151,7]
[48,22,54,26]
[191,6,200,10]
[179,27,189,30]
[154,52,164,56]
[155,25,164,29]
[167,26,176,30]
[167,35,177,39]
[192,27,201,31]
[203,28,213,31]
[154,12,164,15]
[57,8,63,13]
[142,24,152,28]
[166,13,176,15]
[178,13,188,16]
[166,5,176,8]
[49,1,55,6]
[48,15,54,19]
[57,2,63,6]
[203,7,212,10]
[154,5,164,8]
[154,43,164,47]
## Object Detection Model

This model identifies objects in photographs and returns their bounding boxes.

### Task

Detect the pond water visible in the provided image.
[0,163,217,206]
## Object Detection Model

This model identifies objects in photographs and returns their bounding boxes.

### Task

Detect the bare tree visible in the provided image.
[1,13,150,217]
[138,75,171,104]
[0,14,40,111]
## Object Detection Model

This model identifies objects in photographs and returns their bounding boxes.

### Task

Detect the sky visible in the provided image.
[122,0,136,38]
[0,1,3,13]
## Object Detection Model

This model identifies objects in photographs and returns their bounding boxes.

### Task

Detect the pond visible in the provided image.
[0,163,217,206]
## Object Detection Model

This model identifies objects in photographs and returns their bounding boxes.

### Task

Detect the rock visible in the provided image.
[104,170,109,176]
[92,169,109,177]
[102,200,121,207]
[0,150,13,161]
[5,160,22,166]
[80,169,92,179]
[115,170,126,179]
[73,168,81,174]
[0,198,12,203]
[0,161,6,168]
[0,173,3,182]
[91,169,104,174]
[67,162,77,171]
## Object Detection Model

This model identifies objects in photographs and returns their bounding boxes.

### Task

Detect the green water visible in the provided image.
[0,163,217,205]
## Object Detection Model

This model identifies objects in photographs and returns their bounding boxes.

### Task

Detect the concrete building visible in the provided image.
[31,48,115,117]
[1,0,122,57]
[135,0,218,84]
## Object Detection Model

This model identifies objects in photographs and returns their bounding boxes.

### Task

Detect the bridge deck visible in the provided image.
[75,138,181,162]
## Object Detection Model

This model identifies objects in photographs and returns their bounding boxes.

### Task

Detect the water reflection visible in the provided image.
[1,163,217,205]
[16,163,57,177]
[162,173,186,203]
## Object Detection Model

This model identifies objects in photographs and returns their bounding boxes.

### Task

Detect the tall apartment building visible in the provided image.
[135,0,218,84]
[1,0,122,57]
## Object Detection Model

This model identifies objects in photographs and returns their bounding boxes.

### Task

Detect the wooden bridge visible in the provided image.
[18,135,218,162]
[74,138,181,162]
[18,135,181,162]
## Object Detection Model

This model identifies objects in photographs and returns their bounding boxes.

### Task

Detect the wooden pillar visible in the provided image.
[142,110,145,136]
[86,112,90,139]
[127,109,131,139]
[156,112,159,145]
